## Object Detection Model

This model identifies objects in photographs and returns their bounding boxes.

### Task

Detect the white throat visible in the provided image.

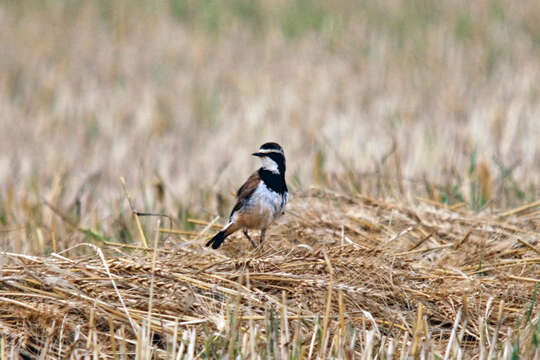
[260,157,279,174]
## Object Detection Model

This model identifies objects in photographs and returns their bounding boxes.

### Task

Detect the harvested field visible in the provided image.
[1,189,539,358]
[1,0,540,358]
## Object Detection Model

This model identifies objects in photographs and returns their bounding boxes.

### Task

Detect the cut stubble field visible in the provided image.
[1,189,540,358]
[0,0,539,358]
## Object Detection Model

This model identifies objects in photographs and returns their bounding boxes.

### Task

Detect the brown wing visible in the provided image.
[230,171,260,217]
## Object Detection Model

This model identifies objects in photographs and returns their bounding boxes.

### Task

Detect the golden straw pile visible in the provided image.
[1,189,539,358]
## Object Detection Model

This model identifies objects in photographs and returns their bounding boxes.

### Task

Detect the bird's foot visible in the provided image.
[243,229,257,249]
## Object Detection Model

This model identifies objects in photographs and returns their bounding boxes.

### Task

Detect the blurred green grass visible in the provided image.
[5,0,539,46]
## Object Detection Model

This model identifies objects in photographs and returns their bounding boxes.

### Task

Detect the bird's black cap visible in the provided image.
[259,142,283,151]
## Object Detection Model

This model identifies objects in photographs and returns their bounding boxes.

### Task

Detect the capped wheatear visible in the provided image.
[206,142,288,249]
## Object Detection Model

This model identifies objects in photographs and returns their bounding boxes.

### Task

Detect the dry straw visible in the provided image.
[0,188,539,358]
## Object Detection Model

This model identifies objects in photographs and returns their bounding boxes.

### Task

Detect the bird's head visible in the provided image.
[252,142,286,174]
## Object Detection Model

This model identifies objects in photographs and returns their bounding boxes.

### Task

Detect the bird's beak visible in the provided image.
[252,152,265,157]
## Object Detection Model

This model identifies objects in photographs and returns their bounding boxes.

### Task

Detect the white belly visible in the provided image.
[236,182,287,229]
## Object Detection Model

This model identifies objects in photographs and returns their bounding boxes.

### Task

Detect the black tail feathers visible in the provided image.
[205,230,227,249]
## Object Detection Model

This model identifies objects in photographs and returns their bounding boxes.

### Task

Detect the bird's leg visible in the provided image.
[260,228,266,247]
[243,229,257,249]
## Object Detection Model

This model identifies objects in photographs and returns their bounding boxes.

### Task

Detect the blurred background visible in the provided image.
[0,0,539,254]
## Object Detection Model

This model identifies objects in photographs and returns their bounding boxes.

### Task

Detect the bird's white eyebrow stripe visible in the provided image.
[257,149,283,155]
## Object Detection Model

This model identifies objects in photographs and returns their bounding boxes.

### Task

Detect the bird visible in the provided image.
[205,142,288,250]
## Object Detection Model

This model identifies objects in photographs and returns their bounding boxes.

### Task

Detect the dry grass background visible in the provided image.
[0,0,539,358]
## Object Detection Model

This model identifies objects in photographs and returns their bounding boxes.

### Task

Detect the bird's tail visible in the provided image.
[205,230,228,249]
[206,222,239,249]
